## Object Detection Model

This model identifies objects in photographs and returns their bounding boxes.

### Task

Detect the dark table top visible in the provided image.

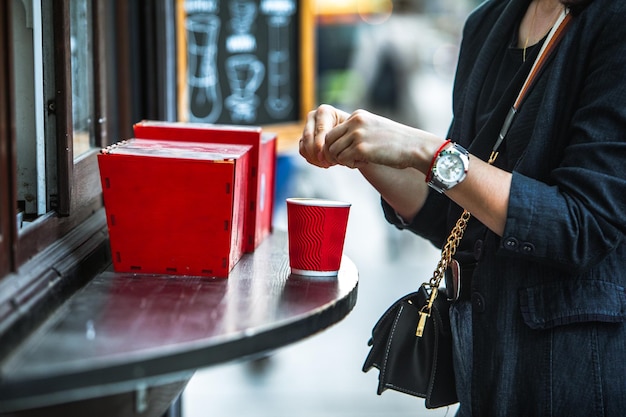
[0,231,358,412]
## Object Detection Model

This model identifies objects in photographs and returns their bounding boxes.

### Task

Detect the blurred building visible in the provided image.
[315,0,474,132]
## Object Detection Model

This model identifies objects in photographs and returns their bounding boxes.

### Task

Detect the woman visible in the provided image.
[299,0,626,415]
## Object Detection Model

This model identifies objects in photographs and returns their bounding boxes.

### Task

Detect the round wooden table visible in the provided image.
[0,231,358,416]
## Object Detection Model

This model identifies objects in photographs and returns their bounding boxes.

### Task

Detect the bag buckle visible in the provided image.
[416,286,438,337]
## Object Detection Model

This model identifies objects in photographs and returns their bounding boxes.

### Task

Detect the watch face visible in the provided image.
[435,153,465,182]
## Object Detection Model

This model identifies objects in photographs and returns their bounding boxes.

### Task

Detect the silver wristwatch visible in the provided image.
[427,143,470,193]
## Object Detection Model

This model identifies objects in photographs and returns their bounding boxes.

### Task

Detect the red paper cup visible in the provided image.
[286,198,351,276]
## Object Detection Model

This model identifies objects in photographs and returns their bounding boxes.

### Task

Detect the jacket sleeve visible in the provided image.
[381,191,450,249]
[501,2,626,272]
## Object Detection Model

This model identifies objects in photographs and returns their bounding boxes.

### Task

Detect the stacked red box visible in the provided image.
[133,121,277,252]
[97,138,252,278]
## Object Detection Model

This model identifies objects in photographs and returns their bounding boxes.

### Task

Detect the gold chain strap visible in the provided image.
[416,149,499,337]
[416,209,471,336]
[428,209,472,289]
[429,148,499,289]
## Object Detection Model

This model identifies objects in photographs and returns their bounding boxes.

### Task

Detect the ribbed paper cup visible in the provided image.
[286,198,351,277]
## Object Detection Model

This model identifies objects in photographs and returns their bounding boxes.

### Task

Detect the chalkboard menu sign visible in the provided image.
[176,0,313,125]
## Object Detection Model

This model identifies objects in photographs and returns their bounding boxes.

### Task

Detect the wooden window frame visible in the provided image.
[0,1,16,278]
[1,0,109,272]
[0,0,114,358]
[15,0,107,267]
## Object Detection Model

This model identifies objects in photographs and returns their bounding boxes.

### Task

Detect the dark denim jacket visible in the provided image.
[383,0,626,415]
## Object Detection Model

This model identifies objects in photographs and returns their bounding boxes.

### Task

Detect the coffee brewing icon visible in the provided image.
[186,13,222,123]
[225,54,265,122]
[261,0,295,118]
[225,0,265,122]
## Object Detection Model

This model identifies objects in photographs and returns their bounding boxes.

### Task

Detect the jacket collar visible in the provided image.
[461,0,532,160]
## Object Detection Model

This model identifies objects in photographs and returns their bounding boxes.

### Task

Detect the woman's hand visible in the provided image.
[299,104,350,168]
[300,105,441,173]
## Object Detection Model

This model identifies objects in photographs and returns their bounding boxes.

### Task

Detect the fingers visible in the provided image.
[298,104,372,170]
[323,122,351,166]
[300,105,343,168]
[299,113,319,166]
[326,110,369,168]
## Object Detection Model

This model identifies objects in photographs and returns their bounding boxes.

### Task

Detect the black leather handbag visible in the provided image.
[362,283,457,409]
[361,210,470,409]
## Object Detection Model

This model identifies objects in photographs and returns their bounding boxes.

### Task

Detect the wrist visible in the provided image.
[425,139,452,183]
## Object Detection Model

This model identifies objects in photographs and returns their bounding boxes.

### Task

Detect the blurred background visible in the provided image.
[184,0,478,416]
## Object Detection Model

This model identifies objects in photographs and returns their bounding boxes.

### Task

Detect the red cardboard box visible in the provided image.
[97,139,252,278]
[133,121,276,252]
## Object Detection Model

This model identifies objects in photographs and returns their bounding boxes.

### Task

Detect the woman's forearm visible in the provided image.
[445,155,511,236]
[359,154,512,236]
[358,163,429,223]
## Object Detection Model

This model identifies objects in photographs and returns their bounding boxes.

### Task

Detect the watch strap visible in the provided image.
[425,139,452,184]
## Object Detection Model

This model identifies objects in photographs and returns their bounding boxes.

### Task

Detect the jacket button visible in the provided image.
[504,237,519,251]
[522,242,535,254]
[472,292,486,313]
[474,239,483,260]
